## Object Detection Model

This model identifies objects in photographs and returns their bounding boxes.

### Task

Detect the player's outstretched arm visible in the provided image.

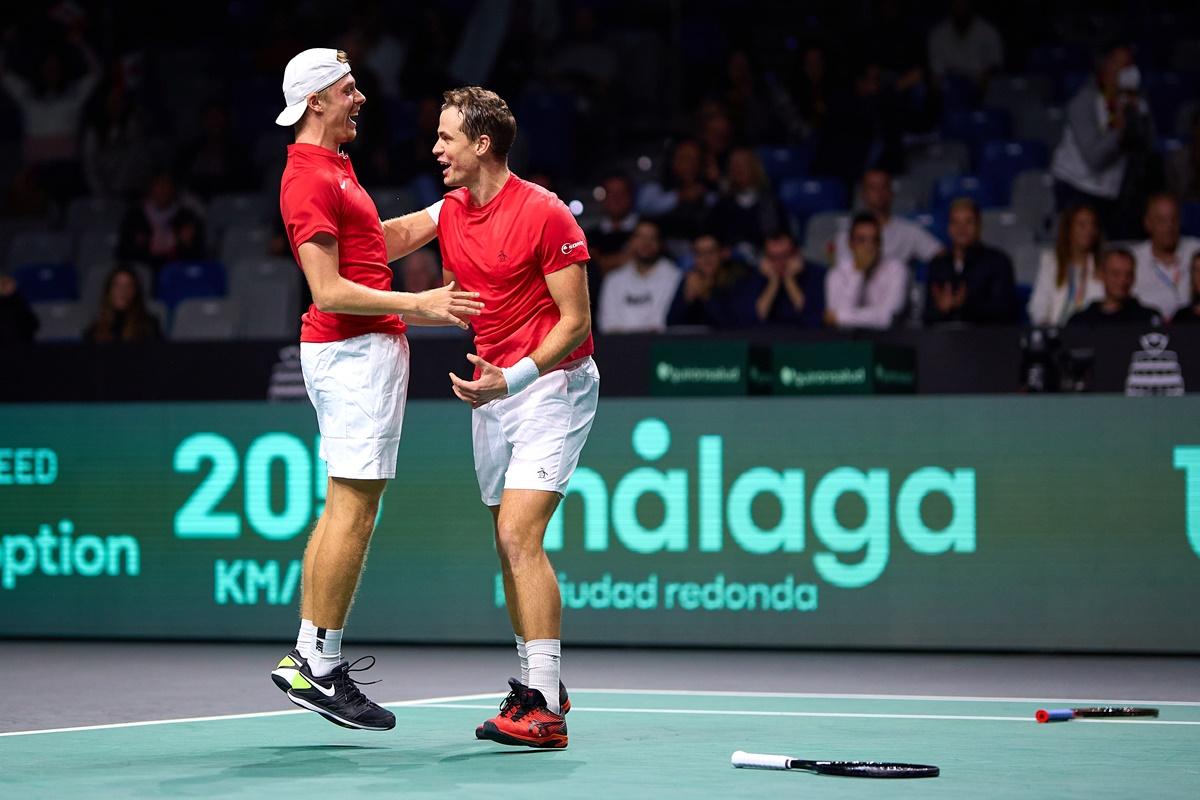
[381,208,438,263]
[298,233,482,327]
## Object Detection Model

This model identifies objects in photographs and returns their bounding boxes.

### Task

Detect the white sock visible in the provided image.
[295,619,317,660]
[514,634,529,685]
[525,639,561,714]
[310,627,344,677]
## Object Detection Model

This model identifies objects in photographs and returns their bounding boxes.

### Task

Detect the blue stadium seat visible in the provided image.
[1145,72,1192,137]
[11,263,78,302]
[1016,283,1033,325]
[778,178,848,231]
[156,260,227,310]
[757,145,812,185]
[943,109,1011,153]
[1181,202,1200,237]
[908,210,950,247]
[978,140,1050,205]
[931,174,1001,214]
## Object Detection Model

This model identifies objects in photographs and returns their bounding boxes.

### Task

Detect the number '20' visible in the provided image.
[173,433,325,540]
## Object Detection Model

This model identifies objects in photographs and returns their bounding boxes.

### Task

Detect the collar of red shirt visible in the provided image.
[287,143,349,163]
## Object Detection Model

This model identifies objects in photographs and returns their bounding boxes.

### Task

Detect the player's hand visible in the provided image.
[449,353,508,408]
[416,280,483,329]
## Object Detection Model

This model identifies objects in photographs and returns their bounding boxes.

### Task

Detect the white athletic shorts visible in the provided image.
[472,356,599,506]
[300,332,410,480]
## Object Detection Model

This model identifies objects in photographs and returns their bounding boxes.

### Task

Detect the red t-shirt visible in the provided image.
[279,143,406,342]
[437,174,592,372]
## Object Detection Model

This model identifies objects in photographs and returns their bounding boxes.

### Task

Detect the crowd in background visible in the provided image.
[1,0,1199,345]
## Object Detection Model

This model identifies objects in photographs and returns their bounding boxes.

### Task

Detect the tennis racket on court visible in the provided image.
[1035,707,1159,723]
[731,750,939,778]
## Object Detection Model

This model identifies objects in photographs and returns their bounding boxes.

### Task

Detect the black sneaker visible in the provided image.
[286,656,396,731]
[474,679,571,739]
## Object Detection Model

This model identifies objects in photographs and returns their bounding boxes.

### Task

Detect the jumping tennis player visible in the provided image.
[436,87,599,749]
[269,48,483,730]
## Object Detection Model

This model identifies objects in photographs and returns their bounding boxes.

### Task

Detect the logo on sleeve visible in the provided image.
[561,240,584,255]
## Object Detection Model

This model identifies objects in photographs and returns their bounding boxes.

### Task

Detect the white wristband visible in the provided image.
[425,200,444,225]
[501,357,540,396]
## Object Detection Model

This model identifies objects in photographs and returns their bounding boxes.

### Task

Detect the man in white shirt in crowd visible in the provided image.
[598,220,681,333]
[833,169,944,266]
[825,212,908,330]
[1132,193,1200,321]
[926,0,1004,92]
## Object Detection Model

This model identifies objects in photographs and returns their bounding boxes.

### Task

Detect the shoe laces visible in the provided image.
[495,678,525,716]
[337,656,382,707]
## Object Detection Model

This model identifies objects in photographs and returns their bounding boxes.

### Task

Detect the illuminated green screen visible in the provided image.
[2,397,1198,652]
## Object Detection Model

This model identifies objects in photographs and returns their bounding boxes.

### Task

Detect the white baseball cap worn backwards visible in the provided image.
[275,48,352,127]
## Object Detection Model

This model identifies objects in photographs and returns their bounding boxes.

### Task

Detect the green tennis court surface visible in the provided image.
[5,691,1198,798]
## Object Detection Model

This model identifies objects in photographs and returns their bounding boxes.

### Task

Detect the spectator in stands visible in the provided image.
[637,139,716,251]
[746,230,825,329]
[598,220,681,333]
[1166,111,1200,202]
[824,212,906,329]
[0,274,39,344]
[178,101,255,199]
[811,60,905,184]
[117,171,207,270]
[834,169,943,265]
[925,198,1018,324]
[792,44,830,139]
[1028,205,1104,327]
[1132,193,1200,321]
[926,0,1004,96]
[82,266,162,343]
[1168,252,1200,325]
[698,101,734,185]
[81,80,153,199]
[665,234,749,329]
[397,247,442,293]
[720,50,775,143]
[587,173,639,275]
[1050,42,1155,239]
[706,147,785,258]
[0,28,101,205]
[1068,248,1160,327]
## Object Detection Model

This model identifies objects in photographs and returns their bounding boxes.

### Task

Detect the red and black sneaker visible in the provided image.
[476,678,568,749]
[474,678,571,739]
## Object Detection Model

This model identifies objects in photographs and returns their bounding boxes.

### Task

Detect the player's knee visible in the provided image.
[494,522,544,565]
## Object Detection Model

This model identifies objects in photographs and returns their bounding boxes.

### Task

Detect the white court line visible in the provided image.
[0,692,501,738]
[563,689,1200,707]
[412,703,1200,726]
[6,689,1197,738]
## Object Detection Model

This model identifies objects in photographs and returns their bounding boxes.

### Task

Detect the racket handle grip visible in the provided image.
[1036,708,1075,723]
[731,751,791,770]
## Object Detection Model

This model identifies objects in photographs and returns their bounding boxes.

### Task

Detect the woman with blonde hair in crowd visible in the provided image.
[1028,204,1105,326]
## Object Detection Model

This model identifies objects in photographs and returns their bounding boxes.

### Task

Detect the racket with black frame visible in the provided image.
[731,750,939,778]
[1036,706,1159,723]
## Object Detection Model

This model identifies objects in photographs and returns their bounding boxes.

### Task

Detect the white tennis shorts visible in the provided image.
[472,356,600,506]
[300,332,410,480]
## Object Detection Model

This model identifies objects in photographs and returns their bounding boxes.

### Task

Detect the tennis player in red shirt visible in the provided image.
[437,87,598,749]
[269,49,483,731]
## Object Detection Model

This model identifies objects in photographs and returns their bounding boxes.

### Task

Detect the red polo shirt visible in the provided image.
[437,174,592,373]
[279,143,406,342]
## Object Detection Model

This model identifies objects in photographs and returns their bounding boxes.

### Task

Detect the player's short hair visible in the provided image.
[441,86,517,159]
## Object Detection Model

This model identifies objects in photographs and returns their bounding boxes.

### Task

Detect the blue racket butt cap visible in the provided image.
[1035,708,1075,723]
